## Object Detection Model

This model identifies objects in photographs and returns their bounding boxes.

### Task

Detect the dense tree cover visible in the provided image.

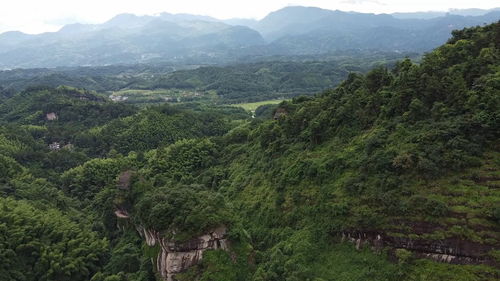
[88,22,498,281]
[0,87,137,181]
[0,22,499,281]
[0,198,107,281]
[61,156,134,201]
[145,139,218,184]
[0,86,137,146]
[202,22,499,280]
[133,185,229,241]
[0,92,243,280]
[0,86,135,125]
[0,64,176,93]
[0,51,416,104]
[76,104,235,155]
[0,123,92,181]
[133,55,417,103]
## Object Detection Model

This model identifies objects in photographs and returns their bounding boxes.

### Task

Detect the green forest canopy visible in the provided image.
[0,22,498,281]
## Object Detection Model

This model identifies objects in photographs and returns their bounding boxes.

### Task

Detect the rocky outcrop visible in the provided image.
[46,112,58,121]
[138,226,228,281]
[340,231,499,266]
[273,108,288,120]
[112,170,230,280]
[117,170,134,190]
[113,171,229,280]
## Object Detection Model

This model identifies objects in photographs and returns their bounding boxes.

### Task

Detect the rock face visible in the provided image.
[138,226,228,281]
[273,108,288,120]
[46,112,58,121]
[117,170,134,190]
[340,231,499,266]
[113,171,229,280]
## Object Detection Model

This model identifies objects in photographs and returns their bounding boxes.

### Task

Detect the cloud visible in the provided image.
[340,0,386,5]
[1,0,499,34]
[44,17,89,26]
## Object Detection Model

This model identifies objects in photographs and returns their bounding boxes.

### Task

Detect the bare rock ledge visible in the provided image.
[137,226,228,281]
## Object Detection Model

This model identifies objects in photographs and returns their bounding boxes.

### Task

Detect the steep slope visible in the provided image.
[87,22,499,280]
[0,21,498,281]
[211,21,500,278]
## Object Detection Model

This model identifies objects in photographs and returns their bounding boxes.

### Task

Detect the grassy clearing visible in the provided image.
[231,99,284,112]
[111,88,202,97]
[110,88,217,104]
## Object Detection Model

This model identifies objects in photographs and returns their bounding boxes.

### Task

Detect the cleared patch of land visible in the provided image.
[232,99,284,111]
[109,89,217,104]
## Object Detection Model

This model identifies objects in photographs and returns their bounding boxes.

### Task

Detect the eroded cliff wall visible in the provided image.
[138,226,228,281]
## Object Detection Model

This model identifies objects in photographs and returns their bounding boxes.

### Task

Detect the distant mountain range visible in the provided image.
[0,6,499,69]
[391,7,500,19]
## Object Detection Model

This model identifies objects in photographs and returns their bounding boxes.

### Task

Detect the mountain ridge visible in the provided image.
[0,6,498,68]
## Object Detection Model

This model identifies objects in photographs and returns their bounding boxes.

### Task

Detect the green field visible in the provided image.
[232,99,284,111]
[110,88,217,104]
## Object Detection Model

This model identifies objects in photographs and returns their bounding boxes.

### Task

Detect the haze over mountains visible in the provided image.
[0,6,499,69]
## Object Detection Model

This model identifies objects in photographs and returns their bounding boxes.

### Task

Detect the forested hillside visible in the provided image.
[128,53,414,103]
[0,51,416,104]
[0,64,178,95]
[0,22,499,281]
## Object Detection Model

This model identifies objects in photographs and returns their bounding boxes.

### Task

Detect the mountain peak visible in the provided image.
[103,13,155,29]
[58,23,97,34]
[158,12,219,22]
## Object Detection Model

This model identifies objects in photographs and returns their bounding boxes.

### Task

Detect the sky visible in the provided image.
[0,0,498,34]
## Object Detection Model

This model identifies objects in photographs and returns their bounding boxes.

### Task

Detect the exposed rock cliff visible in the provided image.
[341,231,499,266]
[137,226,228,281]
[113,171,230,280]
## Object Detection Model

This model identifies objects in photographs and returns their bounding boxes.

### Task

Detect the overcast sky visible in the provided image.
[0,0,498,34]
